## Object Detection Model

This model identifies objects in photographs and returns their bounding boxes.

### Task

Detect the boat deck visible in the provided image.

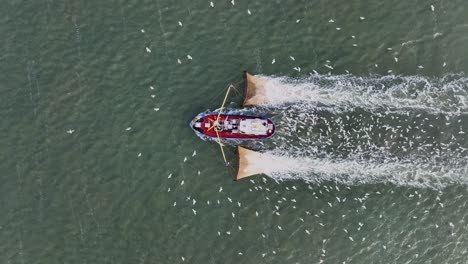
[191,113,275,139]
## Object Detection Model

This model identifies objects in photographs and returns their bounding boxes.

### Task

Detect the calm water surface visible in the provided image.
[1,0,468,263]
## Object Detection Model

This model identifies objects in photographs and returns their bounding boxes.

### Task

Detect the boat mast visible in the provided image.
[208,84,233,131]
[216,84,233,122]
[211,84,234,166]
[215,129,229,165]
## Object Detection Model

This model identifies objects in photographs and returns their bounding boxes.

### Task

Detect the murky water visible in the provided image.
[2,0,468,263]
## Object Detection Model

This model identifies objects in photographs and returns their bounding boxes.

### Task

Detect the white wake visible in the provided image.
[255,74,468,113]
[246,150,468,189]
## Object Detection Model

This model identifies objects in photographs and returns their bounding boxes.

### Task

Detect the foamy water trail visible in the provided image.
[233,98,468,188]
[257,74,468,113]
[242,101,468,188]
[247,150,468,189]
[210,74,468,188]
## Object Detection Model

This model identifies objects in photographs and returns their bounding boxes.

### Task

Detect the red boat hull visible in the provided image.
[191,113,275,139]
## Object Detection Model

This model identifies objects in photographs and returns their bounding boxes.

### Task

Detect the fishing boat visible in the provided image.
[191,112,275,139]
[190,71,275,140]
[190,71,275,167]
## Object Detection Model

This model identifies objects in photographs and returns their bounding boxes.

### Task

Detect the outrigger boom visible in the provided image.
[208,84,234,165]
[190,73,275,168]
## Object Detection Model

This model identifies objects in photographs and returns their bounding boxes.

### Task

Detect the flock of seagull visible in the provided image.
[60,1,465,261]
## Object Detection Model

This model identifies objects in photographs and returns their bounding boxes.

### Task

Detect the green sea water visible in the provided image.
[2,0,468,263]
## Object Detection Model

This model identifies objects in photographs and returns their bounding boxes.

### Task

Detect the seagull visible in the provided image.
[187,54,193,60]
[210,1,214,7]
[178,21,183,26]
[67,129,74,134]
[145,47,151,53]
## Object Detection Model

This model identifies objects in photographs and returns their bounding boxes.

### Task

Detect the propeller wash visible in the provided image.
[236,73,468,189]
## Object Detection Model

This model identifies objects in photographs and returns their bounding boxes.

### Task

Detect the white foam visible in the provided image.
[249,150,468,189]
[255,74,468,114]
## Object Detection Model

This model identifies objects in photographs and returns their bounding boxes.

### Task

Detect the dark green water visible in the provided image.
[2,0,468,263]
